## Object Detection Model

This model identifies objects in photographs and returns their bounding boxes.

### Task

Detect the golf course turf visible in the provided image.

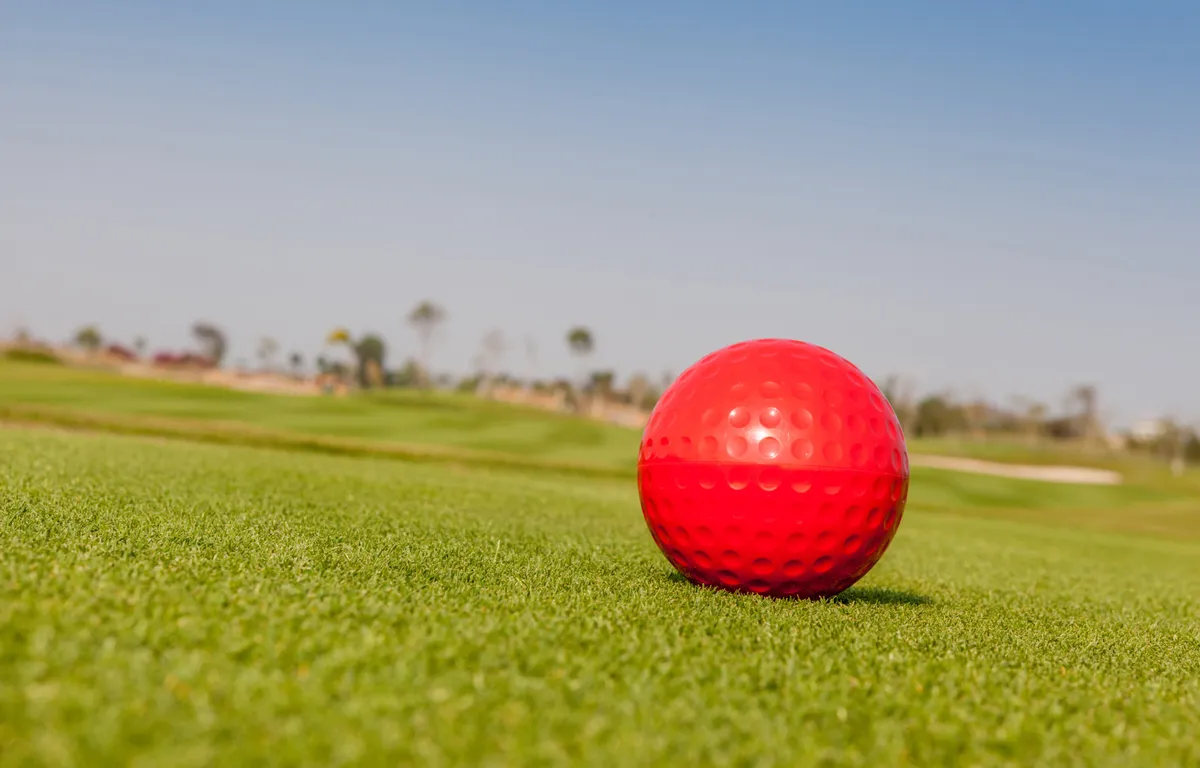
[1,362,1199,765]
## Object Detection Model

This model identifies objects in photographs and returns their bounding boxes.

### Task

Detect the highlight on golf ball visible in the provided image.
[637,338,910,599]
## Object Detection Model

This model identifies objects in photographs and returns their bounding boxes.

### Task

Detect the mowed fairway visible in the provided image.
[0,361,640,471]
[2,420,1200,765]
[4,360,1192,480]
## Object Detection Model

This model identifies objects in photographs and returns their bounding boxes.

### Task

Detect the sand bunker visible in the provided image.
[909,454,1122,485]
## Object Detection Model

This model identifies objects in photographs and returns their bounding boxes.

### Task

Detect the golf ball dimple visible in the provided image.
[637,338,910,599]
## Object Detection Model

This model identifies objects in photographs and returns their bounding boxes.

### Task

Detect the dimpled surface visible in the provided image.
[637,338,910,599]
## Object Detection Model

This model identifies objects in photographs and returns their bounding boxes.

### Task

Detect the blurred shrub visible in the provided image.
[152,351,216,367]
[912,395,969,437]
[105,344,138,361]
[4,348,62,365]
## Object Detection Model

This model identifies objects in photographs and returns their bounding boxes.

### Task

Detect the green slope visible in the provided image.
[0,360,639,470]
[1,361,1189,488]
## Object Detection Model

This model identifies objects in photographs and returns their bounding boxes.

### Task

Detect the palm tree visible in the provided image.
[191,322,227,366]
[1068,384,1100,445]
[289,351,304,377]
[324,328,354,384]
[408,301,446,388]
[566,326,593,357]
[476,329,506,396]
[257,337,280,372]
[566,326,594,411]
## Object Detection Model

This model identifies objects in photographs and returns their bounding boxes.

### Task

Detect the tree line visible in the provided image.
[880,376,1200,468]
[61,302,662,410]
[37,311,1200,468]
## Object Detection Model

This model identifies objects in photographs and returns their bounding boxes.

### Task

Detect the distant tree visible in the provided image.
[458,373,484,393]
[1043,415,1080,440]
[912,394,968,438]
[73,325,102,351]
[565,326,595,411]
[1145,416,1200,474]
[316,354,330,374]
[323,328,354,382]
[1186,430,1200,465]
[323,360,351,380]
[353,333,387,388]
[476,329,506,396]
[641,385,663,410]
[881,375,918,433]
[391,358,423,388]
[257,337,280,371]
[289,351,304,375]
[1068,384,1101,445]
[1012,396,1048,444]
[133,336,147,357]
[408,301,447,387]
[961,397,990,439]
[566,326,593,357]
[191,322,228,365]
[589,370,616,401]
[625,373,662,410]
[626,373,650,409]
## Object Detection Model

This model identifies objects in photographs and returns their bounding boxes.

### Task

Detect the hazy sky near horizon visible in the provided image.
[2,2,1198,426]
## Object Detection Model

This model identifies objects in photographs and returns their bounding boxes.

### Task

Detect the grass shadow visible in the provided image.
[664,572,931,606]
[829,586,932,606]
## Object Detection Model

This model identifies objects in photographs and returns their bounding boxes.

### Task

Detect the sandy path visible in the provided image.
[909,454,1122,485]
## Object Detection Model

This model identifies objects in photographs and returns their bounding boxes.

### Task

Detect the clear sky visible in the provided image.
[2,2,1197,427]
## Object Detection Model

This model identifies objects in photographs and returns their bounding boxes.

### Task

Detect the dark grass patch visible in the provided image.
[3,348,62,365]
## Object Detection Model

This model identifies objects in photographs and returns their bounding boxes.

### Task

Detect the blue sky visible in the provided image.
[2,2,1197,426]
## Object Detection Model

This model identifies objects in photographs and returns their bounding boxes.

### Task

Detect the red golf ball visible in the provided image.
[638,338,910,599]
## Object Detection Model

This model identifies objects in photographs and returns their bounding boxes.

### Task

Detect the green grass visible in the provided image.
[2,348,62,365]
[0,360,1186,483]
[0,361,639,470]
[2,425,1199,766]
